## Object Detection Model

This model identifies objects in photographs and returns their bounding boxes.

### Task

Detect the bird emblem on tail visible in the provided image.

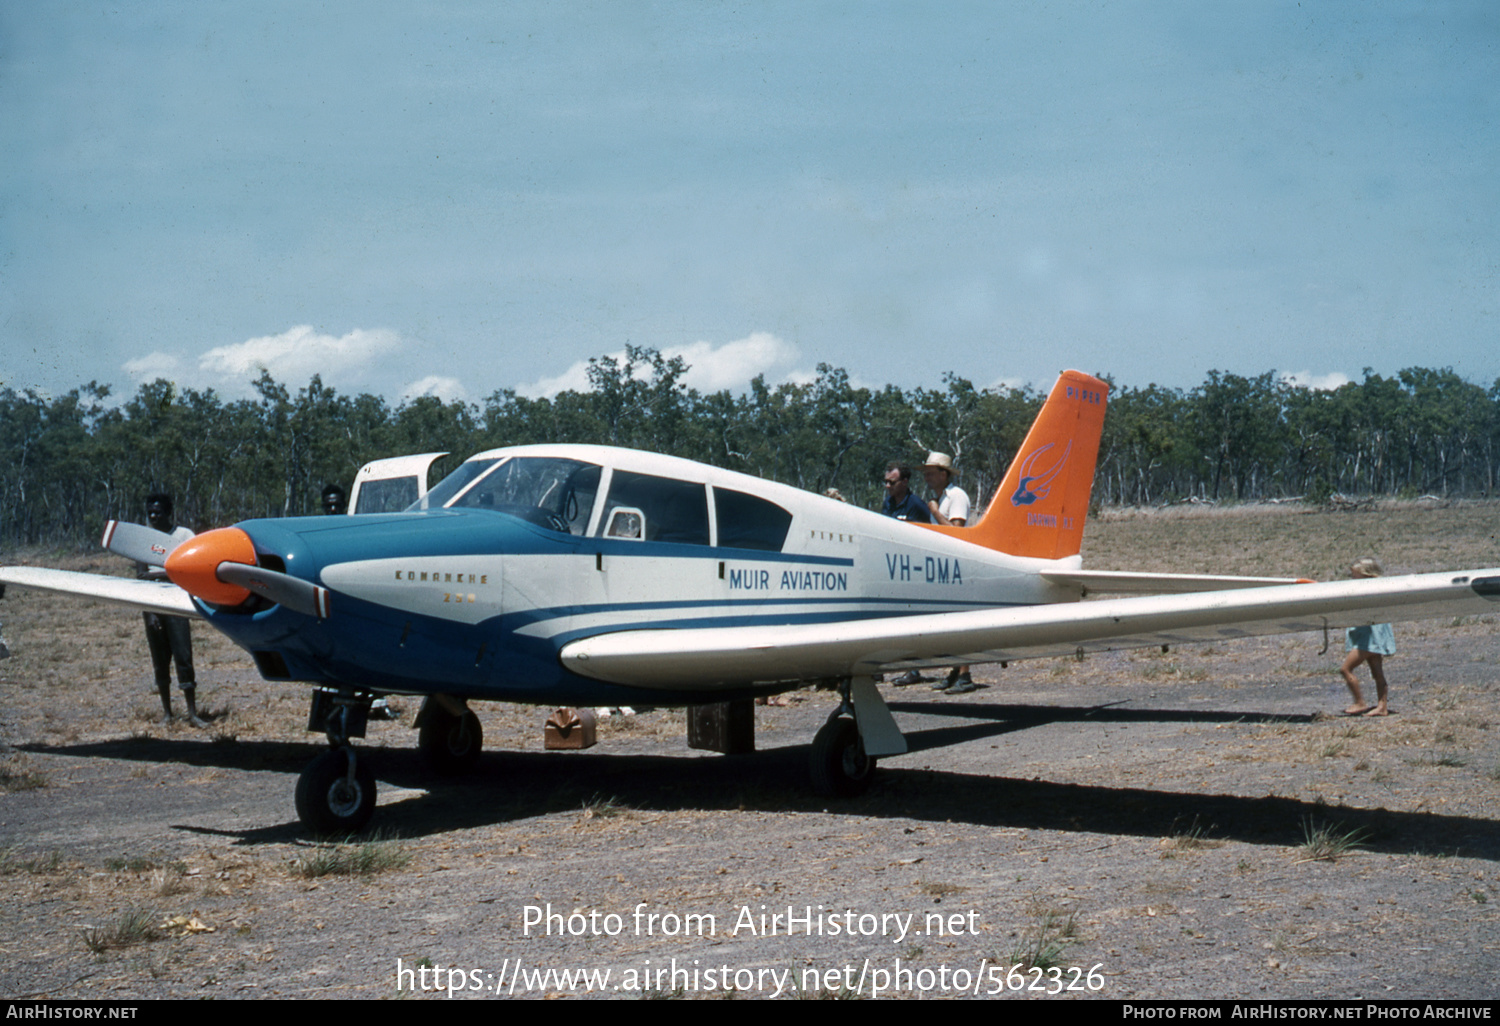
[1010,441,1071,506]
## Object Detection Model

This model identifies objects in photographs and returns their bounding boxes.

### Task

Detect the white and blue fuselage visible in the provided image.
[206,444,1077,706]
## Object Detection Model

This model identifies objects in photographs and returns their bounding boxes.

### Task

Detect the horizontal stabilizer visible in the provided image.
[0,567,201,618]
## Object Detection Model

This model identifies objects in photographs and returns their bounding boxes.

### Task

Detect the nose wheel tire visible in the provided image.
[809,716,876,797]
[419,707,483,774]
[295,749,376,835]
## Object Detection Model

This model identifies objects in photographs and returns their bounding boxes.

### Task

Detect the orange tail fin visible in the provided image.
[919,370,1109,559]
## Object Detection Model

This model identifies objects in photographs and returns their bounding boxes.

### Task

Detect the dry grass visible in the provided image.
[293,833,411,879]
[577,793,631,820]
[1161,817,1223,856]
[1294,818,1369,863]
[0,846,64,875]
[1008,908,1081,972]
[81,909,161,953]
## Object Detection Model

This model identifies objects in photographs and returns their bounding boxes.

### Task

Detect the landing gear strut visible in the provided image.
[416,695,483,774]
[808,675,906,798]
[296,688,377,835]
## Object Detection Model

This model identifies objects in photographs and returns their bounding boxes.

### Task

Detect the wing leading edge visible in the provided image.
[560,569,1500,690]
[0,567,201,619]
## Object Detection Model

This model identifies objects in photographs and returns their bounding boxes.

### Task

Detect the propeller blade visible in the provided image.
[101,520,187,568]
[215,562,331,620]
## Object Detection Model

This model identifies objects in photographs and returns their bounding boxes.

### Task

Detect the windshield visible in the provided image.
[416,456,601,535]
[410,459,500,511]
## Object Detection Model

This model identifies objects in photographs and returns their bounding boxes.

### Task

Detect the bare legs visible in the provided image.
[1341,650,1389,716]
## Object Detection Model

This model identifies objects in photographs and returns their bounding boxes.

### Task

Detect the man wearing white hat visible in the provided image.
[922,451,970,528]
[922,452,976,693]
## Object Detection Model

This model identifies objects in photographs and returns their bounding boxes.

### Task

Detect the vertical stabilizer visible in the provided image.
[919,370,1109,559]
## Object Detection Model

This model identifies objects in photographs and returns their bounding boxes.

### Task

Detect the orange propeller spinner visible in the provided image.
[163,527,258,606]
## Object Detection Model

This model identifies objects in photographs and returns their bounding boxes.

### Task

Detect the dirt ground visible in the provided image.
[0,500,1497,1000]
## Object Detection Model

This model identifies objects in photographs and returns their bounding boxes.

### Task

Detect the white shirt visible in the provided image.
[937,485,971,525]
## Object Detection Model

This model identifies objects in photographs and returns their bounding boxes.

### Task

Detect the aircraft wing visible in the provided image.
[0,567,201,619]
[560,569,1500,691]
[1040,569,1311,595]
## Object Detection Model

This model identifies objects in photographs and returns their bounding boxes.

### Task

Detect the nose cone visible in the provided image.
[164,527,257,606]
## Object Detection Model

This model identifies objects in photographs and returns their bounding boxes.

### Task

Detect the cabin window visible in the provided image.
[604,507,645,539]
[599,471,710,546]
[713,488,792,552]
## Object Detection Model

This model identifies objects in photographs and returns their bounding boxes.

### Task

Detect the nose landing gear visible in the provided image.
[295,747,376,835]
[296,688,378,835]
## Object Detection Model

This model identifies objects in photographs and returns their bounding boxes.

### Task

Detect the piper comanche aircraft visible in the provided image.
[3,371,1498,834]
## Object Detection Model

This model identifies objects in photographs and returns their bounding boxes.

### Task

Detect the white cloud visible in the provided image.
[401,375,468,403]
[198,325,400,382]
[516,359,596,400]
[986,375,1027,394]
[1280,370,1351,392]
[122,351,183,382]
[123,325,405,397]
[515,332,803,399]
[671,332,800,391]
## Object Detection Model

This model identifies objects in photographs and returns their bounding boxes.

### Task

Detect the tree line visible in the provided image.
[3,350,1497,547]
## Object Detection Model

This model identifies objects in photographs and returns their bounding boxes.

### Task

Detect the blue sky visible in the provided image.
[3,2,1496,405]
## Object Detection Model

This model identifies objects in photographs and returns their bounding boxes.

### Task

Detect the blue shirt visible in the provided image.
[882,490,932,523]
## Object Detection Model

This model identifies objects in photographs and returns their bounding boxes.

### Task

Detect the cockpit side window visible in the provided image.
[713,487,792,552]
[598,471,710,546]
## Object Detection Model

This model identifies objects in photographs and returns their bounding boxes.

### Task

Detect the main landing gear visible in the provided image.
[809,676,908,798]
[810,715,875,797]
[415,695,483,775]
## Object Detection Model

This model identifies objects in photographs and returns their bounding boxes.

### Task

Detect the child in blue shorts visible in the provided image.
[1341,558,1394,717]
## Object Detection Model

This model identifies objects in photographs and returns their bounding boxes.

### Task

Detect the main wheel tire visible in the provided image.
[809,716,876,797]
[295,749,376,835]
[419,708,483,774]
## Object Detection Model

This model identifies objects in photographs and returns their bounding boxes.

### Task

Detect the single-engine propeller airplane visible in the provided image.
[4,370,1498,834]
